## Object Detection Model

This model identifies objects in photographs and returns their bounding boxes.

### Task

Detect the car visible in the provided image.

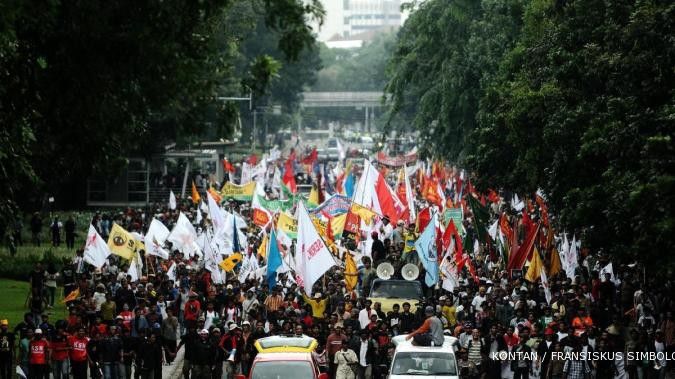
[367,279,424,313]
[359,136,375,150]
[234,352,328,379]
[388,335,459,379]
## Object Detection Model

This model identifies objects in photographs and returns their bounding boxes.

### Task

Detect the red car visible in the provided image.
[235,352,328,379]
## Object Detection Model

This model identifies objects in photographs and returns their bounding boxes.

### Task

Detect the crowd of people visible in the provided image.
[1,150,674,379]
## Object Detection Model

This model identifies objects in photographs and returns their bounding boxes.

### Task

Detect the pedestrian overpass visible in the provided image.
[300,91,385,132]
[300,91,384,108]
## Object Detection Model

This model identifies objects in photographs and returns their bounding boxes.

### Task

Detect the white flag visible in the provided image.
[169,190,177,210]
[599,262,617,284]
[167,212,201,257]
[166,262,177,282]
[565,235,578,279]
[488,220,499,241]
[540,267,552,304]
[207,190,226,233]
[295,201,336,294]
[511,194,524,211]
[16,365,26,379]
[83,225,111,269]
[336,139,346,161]
[126,251,143,282]
[403,164,416,223]
[145,219,171,259]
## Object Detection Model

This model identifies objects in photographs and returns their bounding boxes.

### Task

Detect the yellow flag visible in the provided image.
[525,247,543,282]
[219,253,243,272]
[107,223,136,260]
[308,185,319,206]
[344,252,358,291]
[548,247,562,276]
[350,203,377,225]
[191,181,201,204]
[257,235,268,259]
[331,213,347,237]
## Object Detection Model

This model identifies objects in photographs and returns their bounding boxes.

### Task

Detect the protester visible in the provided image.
[2,152,673,379]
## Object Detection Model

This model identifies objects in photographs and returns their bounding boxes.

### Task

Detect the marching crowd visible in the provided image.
[1,155,674,379]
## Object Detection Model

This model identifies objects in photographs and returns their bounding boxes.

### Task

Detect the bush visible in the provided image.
[0,248,68,281]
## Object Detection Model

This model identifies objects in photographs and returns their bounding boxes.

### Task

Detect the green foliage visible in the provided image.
[387,0,675,270]
[0,0,323,224]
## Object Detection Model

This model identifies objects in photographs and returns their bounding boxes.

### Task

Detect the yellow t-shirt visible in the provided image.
[303,294,328,319]
[442,305,457,328]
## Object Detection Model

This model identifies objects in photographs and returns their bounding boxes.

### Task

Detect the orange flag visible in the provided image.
[191,181,201,204]
[207,187,222,204]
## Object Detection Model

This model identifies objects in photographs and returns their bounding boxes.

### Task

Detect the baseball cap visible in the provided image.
[35,328,43,334]
[0,320,8,326]
[199,329,209,335]
[229,324,240,331]
[424,306,434,315]
[226,284,234,290]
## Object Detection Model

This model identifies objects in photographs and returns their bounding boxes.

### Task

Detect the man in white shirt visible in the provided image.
[358,300,374,330]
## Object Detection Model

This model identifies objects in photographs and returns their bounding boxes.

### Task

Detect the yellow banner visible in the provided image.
[219,253,243,272]
[277,212,298,238]
[220,182,256,201]
[107,223,137,260]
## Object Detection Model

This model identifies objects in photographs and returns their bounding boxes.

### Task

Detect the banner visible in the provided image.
[375,151,418,167]
[255,194,294,213]
[310,195,351,217]
[443,208,463,231]
[220,181,256,201]
[277,212,298,238]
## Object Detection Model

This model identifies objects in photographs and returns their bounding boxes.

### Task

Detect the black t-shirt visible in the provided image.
[100,336,123,363]
[181,331,199,361]
[30,270,45,289]
[0,331,15,355]
[14,322,34,340]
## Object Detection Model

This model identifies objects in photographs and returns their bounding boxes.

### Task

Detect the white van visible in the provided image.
[389,335,459,379]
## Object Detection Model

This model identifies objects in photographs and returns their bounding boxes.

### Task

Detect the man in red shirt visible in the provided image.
[68,327,89,379]
[50,325,70,379]
[29,329,50,379]
[183,291,201,330]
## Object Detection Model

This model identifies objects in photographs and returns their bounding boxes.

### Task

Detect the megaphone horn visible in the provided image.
[376,262,394,280]
[402,263,419,281]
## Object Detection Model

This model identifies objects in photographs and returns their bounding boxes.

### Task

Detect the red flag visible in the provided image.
[508,223,540,271]
[246,154,258,165]
[283,154,297,193]
[222,159,235,173]
[301,148,318,165]
[417,207,431,232]
[487,189,500,204]
[466,259,480,284]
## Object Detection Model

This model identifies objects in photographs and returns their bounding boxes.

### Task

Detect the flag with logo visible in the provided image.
[415,213,439,287]
[145,219,170,259]
[107,223,137,260]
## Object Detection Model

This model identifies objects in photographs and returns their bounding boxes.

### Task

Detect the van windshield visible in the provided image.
[391,351,457,376]
[370,281,422,299]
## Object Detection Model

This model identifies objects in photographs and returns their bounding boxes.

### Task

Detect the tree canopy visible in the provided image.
[0,0,323,222]
[385,0,674,269]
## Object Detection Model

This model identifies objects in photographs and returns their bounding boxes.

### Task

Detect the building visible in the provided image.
[312,0,406,43]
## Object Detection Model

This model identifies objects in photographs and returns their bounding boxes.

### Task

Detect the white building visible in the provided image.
[311,0,407,43]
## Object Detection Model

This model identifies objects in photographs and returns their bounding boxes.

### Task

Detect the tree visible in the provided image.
[0,0,324,223]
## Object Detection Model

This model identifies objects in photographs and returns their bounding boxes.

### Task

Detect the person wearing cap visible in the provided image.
[327,323,348,378]
[301,289,329,319]
[406,306,444,347]
[0,319,15,379]
[29,328,50,379]
[219,323,242,378]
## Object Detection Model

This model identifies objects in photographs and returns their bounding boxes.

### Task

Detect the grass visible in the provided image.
[0,279,68,326]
